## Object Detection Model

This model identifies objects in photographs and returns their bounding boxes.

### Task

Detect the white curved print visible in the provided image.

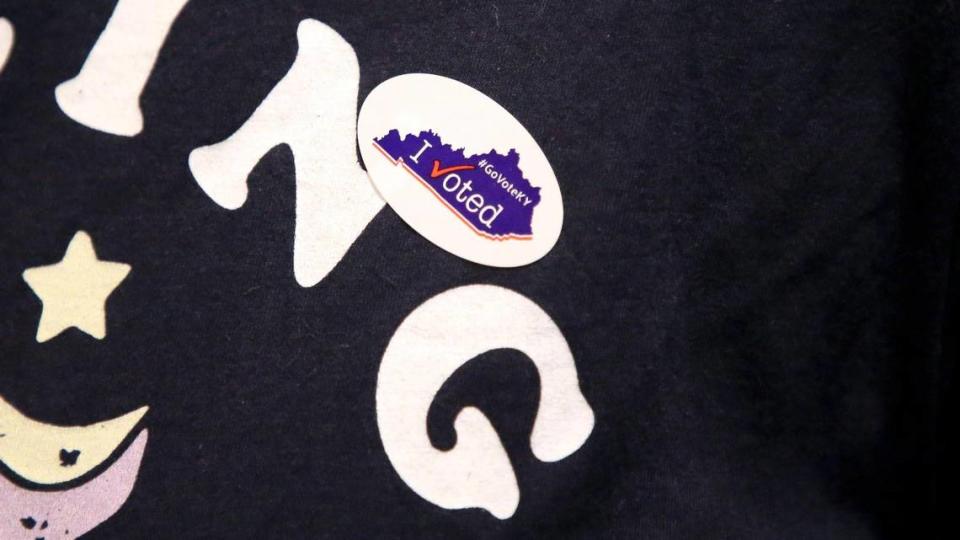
[0,18,12,75]
[189,19,384,288]
[55,0,190,136]
[376,285,594,519]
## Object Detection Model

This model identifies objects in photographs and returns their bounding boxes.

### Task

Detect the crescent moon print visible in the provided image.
[0,395,148,485]
[376,285,595,519]
[0,17,12,74]
[0,430,148,539]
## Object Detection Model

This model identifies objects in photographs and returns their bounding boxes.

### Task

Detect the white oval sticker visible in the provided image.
[358,74,563,267]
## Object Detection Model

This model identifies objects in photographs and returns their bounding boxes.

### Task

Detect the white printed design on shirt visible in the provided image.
[188,19,384,288]
[0,18,13,75]
[376,284,594,519]
[55,0,190,136]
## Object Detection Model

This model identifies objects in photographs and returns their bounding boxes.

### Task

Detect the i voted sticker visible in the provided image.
[358,74,562,267]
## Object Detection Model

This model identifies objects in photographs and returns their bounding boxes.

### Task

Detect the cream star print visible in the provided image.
[22,231,131,342]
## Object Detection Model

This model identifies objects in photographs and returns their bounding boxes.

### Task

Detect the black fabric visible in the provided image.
[0,1,957,538]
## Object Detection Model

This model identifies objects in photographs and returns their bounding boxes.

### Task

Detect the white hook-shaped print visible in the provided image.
[0,18,13,75]
[55,0,190,136]
[376,284,595,519]
[188,19,385,288]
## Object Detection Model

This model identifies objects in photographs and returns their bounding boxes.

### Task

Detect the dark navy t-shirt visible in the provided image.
[0,1,956,538]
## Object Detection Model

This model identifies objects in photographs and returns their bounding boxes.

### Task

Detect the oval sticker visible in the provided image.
[358,74,563,267]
